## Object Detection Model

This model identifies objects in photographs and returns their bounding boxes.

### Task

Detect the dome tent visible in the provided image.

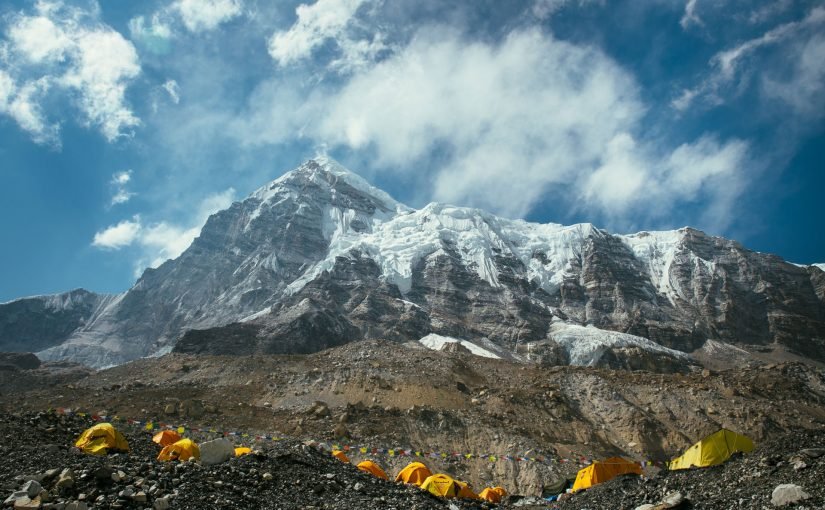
[572,457,642,492]
[74,423,129,455]
[669,428,754,470]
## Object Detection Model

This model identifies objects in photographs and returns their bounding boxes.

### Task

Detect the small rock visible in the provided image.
[771,484,810,506]
[353,482,364,492]
[65,502,87,510]
[800,448,825,458]
[792,460,807,471]
[14,497,40,509]
[661,492,685,508]
[21,481,42,499]
[634,505,655,510]
[133,492,147,503]
[118,488,134,499]
[55,469,74,490]
[93,467,113,481]
[153,497,170,510]
[262,473,273,481]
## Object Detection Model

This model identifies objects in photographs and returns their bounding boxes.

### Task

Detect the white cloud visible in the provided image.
[674,6,825,111]
[1,1,142,143]
[7,14,71,63]
[305,28,749,226]
[0,72,59,145]
[128,14,173,55]
[92,217,142,249]
[111,170,134,205]
[679,0,702,30]
[60,30,141,141]
[761,33,825,119]
[173,0,243,33]
[163,79,180,104]
[92,189,236,274]
[267,0,374,67]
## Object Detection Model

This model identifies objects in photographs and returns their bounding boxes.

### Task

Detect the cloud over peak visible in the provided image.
[0,1,141,144]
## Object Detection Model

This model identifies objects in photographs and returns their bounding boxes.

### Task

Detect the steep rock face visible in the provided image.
[0,290,114,352]
[2,157,823,368]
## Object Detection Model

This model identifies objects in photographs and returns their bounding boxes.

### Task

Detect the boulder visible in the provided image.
[771,484,810,506]
[199,438,234,466]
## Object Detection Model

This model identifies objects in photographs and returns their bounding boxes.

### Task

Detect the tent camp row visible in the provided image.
[74,423,754,503]
[333,453,509,503]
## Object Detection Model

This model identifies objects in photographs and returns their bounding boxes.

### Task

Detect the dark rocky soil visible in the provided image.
[0,411,489,510]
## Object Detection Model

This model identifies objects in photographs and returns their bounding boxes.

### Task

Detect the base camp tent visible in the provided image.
[74,423,129,455]
[332,450,350,463]
[572,457,642,492]
[669,429,754,470]
[395,462,432,486]
[479,487,507,503]
[234,447,252,457]
[158,438,200,462]
[421,474,461,498]
[357,460,388,480]
[152,430,181,447]
[455,480,478,500]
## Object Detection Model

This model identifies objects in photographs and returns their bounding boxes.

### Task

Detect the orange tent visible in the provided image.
[332,450,350,463]
[572,457,642,492]
[357,460,388,480]
[234,447,252,457]
[152,430,181,447]
[479,487,507,503]
[395,462,432,486]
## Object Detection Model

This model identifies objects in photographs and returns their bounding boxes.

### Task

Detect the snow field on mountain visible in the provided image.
[418,333,502,359]
[548,321,690,366]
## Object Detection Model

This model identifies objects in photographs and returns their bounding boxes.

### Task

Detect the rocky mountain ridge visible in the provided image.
[1,157,823,368]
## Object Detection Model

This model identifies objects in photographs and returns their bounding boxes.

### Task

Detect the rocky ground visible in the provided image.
[0,411,486,510]
[2,340,825,506]
[551,428,825,510]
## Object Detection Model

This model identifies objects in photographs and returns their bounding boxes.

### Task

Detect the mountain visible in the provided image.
[2,157,824,369]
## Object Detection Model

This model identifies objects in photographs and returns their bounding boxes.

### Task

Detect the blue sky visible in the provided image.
[0,0,823,302]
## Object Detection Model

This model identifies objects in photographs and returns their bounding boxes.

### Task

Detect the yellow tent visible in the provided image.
[669,429,754,470]
[74,423,129,455]
[332,450,350,463]
[234,447,252,457]
[152,430,181,447]
[479,487,507,503]
[395,462,432,486]
[421,474,461,498]
[572,457,641,492]
[456,480,479,500]
[357,460,388,480]
[158,438,200,462]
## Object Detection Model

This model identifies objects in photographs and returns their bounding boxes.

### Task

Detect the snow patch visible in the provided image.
[418,333,501,359]
[549,321,689,366]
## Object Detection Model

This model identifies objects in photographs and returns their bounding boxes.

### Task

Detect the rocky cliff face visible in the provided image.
[1,158,823,368]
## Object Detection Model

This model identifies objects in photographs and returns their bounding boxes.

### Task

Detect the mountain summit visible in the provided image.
[2,158,824,368]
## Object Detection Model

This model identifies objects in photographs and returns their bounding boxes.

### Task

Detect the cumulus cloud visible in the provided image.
[92,216,142,249]
[532,0,602,20]
[268,0,384,71]
[173,0,243,33]
[674,6,825,112]
[92,188,236,274]
[296,27,750,226]
[128,13,173,55]
[110,170,134,205]
[0,1,141,143]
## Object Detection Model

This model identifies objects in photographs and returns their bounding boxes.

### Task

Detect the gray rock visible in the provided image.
[771,484,810,506]
[199,438,234,466]
[153,497,170,510]
[64,502,87,510]
[21,481,41,499]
